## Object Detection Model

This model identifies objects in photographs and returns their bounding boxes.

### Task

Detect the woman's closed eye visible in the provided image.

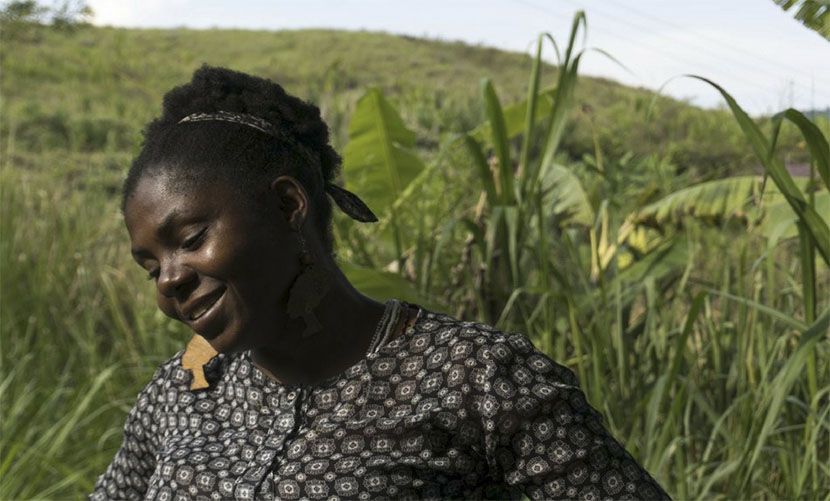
[142,227,208,281]
[182,227,208,250]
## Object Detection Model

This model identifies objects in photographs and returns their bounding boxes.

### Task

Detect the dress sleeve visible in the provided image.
[89,365,167,501]
[478,331,671,500]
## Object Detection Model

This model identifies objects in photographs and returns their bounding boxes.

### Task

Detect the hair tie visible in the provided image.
[324,182,378,222]
[177,111,378,223]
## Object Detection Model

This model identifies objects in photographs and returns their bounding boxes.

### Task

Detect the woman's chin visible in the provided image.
[201,326,242,355]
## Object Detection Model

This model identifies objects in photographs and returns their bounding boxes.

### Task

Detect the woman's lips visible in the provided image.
[188,288,227,338]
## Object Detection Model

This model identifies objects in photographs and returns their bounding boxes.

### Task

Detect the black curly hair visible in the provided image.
[122,64,341,256]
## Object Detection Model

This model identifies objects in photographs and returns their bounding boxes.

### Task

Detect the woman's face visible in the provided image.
[124,172,303,354]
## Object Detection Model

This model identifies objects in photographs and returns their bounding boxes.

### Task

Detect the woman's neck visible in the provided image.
[249,265,407,386]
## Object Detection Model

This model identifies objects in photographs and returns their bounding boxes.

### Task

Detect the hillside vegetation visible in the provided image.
[1,20,828,500]
[1,24,812,174]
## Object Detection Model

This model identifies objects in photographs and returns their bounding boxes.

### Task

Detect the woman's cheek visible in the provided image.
[157,296,180,321]
[199,239,228,275]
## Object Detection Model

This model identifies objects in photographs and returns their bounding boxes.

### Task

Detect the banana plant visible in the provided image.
[337,80,565,311]
[342,87,426,267]
[339,87,437,306]
[624,175,828,243]
[693,78,830,265]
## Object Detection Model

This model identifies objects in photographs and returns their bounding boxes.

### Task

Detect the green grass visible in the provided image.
[1,20,828,499]
[1,23,820,173]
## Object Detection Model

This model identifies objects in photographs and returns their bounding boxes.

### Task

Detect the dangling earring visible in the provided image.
[286,229,332,337]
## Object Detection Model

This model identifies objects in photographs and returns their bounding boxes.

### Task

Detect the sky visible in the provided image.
[86,0,830,115]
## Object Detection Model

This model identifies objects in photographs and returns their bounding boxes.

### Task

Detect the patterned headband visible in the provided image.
[177,111,378,223]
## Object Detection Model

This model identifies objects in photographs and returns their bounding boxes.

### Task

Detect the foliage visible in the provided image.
[49,0,93,31]
[342,88,426,264]
[337,13,830,498]
[0,0,48,23]
[1,15,829,500]
[0,23,820,172]
[0,0,93,40]
[773,0,830,39]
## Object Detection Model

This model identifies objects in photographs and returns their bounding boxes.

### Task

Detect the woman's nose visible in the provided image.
[156,259,196,298]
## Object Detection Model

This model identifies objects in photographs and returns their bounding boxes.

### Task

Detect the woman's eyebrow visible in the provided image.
[157,208,185,238]
[130,247,152,261]
[130,207,211,258]
[129,208,187,259]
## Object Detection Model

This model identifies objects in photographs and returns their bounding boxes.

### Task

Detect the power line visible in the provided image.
[511,0,830,110]
[511,0,771,108]
[552,0,830,104]
[599,0,830,89]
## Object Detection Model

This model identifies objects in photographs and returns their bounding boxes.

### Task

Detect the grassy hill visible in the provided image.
[2,23,812,176]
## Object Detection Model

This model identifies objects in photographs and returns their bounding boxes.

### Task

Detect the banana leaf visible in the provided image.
[342,88,425,216]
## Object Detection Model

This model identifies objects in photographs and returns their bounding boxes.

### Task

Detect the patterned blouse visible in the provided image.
[90,301,670,500]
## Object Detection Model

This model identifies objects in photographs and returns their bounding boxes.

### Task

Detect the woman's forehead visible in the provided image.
[129,171,241,205]
[124,174,231,230]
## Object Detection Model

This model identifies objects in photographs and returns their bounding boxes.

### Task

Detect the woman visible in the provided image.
[90,65,669,500]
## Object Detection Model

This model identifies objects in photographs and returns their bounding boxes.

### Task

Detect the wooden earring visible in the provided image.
[181,334,219,390]
[285,230,331,337]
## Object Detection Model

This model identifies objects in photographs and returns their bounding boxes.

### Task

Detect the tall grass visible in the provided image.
[340,12,829,499]
[1,14,828,500]
[0,153,189,498]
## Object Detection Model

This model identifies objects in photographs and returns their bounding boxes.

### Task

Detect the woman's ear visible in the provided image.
[270,175,308,231]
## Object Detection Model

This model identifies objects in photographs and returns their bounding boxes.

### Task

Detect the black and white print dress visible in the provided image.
[90,301,670,500]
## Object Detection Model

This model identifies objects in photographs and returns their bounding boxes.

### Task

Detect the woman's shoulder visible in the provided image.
[413,305,580,387]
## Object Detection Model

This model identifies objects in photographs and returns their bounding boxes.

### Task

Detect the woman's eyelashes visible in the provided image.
[182,227,208,250]
[143,227,208,281]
